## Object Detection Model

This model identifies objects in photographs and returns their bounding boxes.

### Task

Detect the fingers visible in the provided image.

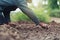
[39,22,49,29]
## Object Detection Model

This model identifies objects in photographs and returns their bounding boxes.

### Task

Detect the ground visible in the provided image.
[0,17,60,40]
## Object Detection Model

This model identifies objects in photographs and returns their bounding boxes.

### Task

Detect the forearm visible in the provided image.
[18,5,40,25]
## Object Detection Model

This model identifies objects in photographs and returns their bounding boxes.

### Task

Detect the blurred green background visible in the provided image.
[10,0,60,23]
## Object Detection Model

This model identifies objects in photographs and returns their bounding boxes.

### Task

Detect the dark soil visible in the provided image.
[0,21,60,40]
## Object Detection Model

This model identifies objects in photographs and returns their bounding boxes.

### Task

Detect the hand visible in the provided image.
[39,22,48,29]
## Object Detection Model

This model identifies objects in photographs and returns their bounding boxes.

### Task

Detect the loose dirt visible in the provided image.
[0,21,60,40]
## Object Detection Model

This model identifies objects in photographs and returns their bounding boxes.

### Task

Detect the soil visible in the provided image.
[51,17,60,23]
[0,20,60,40]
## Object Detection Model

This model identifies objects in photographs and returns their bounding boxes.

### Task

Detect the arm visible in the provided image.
[16,0,40,25]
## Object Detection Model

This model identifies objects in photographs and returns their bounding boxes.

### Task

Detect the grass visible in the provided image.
[49,9,60,18]
[10,7,50,23]
[11,12,31,22]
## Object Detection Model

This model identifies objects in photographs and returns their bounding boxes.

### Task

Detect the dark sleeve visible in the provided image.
[16,0,40,25]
